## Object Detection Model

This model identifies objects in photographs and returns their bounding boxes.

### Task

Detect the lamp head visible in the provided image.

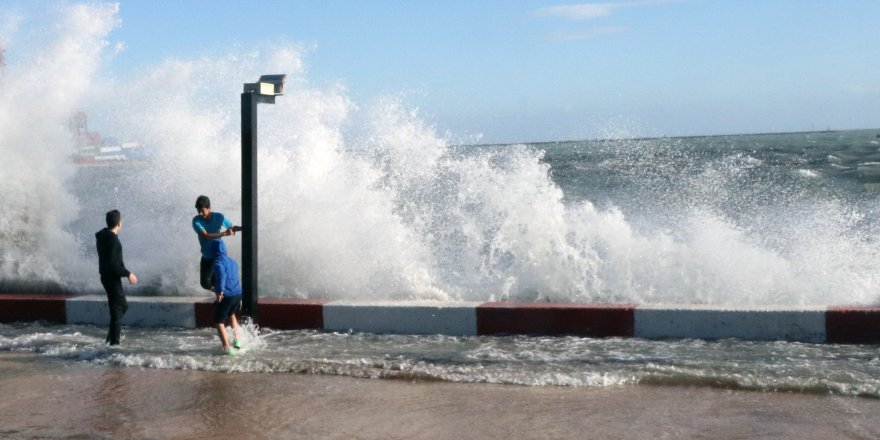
[243,74,287,103]
[257,74,286,96]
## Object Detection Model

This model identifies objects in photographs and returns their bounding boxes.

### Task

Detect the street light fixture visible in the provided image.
[243,74,286,102]
[241,74,286,321]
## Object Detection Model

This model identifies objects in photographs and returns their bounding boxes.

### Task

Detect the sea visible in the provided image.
[5,129,880,399]
[56,128,880,307]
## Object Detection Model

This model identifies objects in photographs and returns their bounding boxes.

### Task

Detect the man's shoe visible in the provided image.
[232,339,241,349]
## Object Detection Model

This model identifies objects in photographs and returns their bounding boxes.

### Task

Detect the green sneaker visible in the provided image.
[226,348,238,356]
[233,339,241,349]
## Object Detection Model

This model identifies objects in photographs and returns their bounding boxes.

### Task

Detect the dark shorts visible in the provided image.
[214,294,242,325]
[200,257,214,290]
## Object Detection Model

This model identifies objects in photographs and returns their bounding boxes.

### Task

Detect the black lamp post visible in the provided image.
[241,74,286,321]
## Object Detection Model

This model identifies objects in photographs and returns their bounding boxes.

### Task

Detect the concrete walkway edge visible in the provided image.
[1,294,879,343]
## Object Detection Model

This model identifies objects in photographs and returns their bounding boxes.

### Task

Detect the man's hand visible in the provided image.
[128,273,138,285]
[225,228,235,237]
[217,292,224,302]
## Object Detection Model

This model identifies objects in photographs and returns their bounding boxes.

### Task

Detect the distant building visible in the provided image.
[69,110,153,165]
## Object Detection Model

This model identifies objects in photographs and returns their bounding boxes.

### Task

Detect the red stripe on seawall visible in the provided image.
[0,293,71,324]
[826,307,880,344]
[258,298,329,330]
[195,298,218,328]
[476,302,635,337]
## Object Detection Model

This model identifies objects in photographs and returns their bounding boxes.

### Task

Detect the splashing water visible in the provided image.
[0,4,118,289]
[1,3,879,306]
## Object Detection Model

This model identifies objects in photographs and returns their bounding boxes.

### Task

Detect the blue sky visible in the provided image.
[7,0,880,143]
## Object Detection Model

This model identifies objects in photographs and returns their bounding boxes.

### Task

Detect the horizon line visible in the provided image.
[466,127,880,148]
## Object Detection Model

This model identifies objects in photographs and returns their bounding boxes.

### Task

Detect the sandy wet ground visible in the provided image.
[2,352,880,440]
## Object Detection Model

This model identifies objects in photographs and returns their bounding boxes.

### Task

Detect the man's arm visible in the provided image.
[193,216,234,240]
[110,238,131,278]
[199,229,234,239]
[221,216,237,236]
[112,237,138,284]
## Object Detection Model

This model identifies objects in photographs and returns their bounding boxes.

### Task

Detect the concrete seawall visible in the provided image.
[1,293,879,343]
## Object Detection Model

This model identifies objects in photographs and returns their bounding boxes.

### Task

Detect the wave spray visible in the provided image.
[1,3,878,306]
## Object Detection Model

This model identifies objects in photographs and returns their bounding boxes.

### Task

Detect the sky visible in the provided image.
[4,0,880,143]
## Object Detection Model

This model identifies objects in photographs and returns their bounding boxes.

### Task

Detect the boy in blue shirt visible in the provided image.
[208,239,243,355]
[192,195,239,291]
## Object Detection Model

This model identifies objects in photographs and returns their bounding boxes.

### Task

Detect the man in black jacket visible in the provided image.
[95,209,138,345]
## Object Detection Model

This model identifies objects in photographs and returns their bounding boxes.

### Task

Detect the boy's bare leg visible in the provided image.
[230,314,241,348]
[215,323,230,351]
[230,314,240,341]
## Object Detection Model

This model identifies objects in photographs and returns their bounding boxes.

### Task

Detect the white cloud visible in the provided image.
[534,0,687,20]
[534,3,620,19]
[545,26,629,41]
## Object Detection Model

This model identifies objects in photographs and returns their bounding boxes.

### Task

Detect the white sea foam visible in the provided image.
[797,169,820,178]
[745,155,763,166]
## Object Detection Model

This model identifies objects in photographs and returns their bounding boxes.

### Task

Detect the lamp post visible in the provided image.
[241,74,286,321]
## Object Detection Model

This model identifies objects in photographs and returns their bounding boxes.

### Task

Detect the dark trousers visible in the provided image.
[200,257,214,291]
[101,277,128,345]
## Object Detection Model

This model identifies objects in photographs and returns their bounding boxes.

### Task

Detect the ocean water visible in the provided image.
[3,321,880,398]
[51,128,880,307]
[9,122,880,307]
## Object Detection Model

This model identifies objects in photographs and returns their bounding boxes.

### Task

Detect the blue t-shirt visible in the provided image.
[212,255,243,297]
[192,212,233,258]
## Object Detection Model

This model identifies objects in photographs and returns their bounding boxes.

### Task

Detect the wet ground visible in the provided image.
[3,352,880,440]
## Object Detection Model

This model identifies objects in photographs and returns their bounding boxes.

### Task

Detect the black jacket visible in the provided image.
[96,228,131,279]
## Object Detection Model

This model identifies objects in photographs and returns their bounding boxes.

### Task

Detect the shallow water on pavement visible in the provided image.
[4,322,880,398]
